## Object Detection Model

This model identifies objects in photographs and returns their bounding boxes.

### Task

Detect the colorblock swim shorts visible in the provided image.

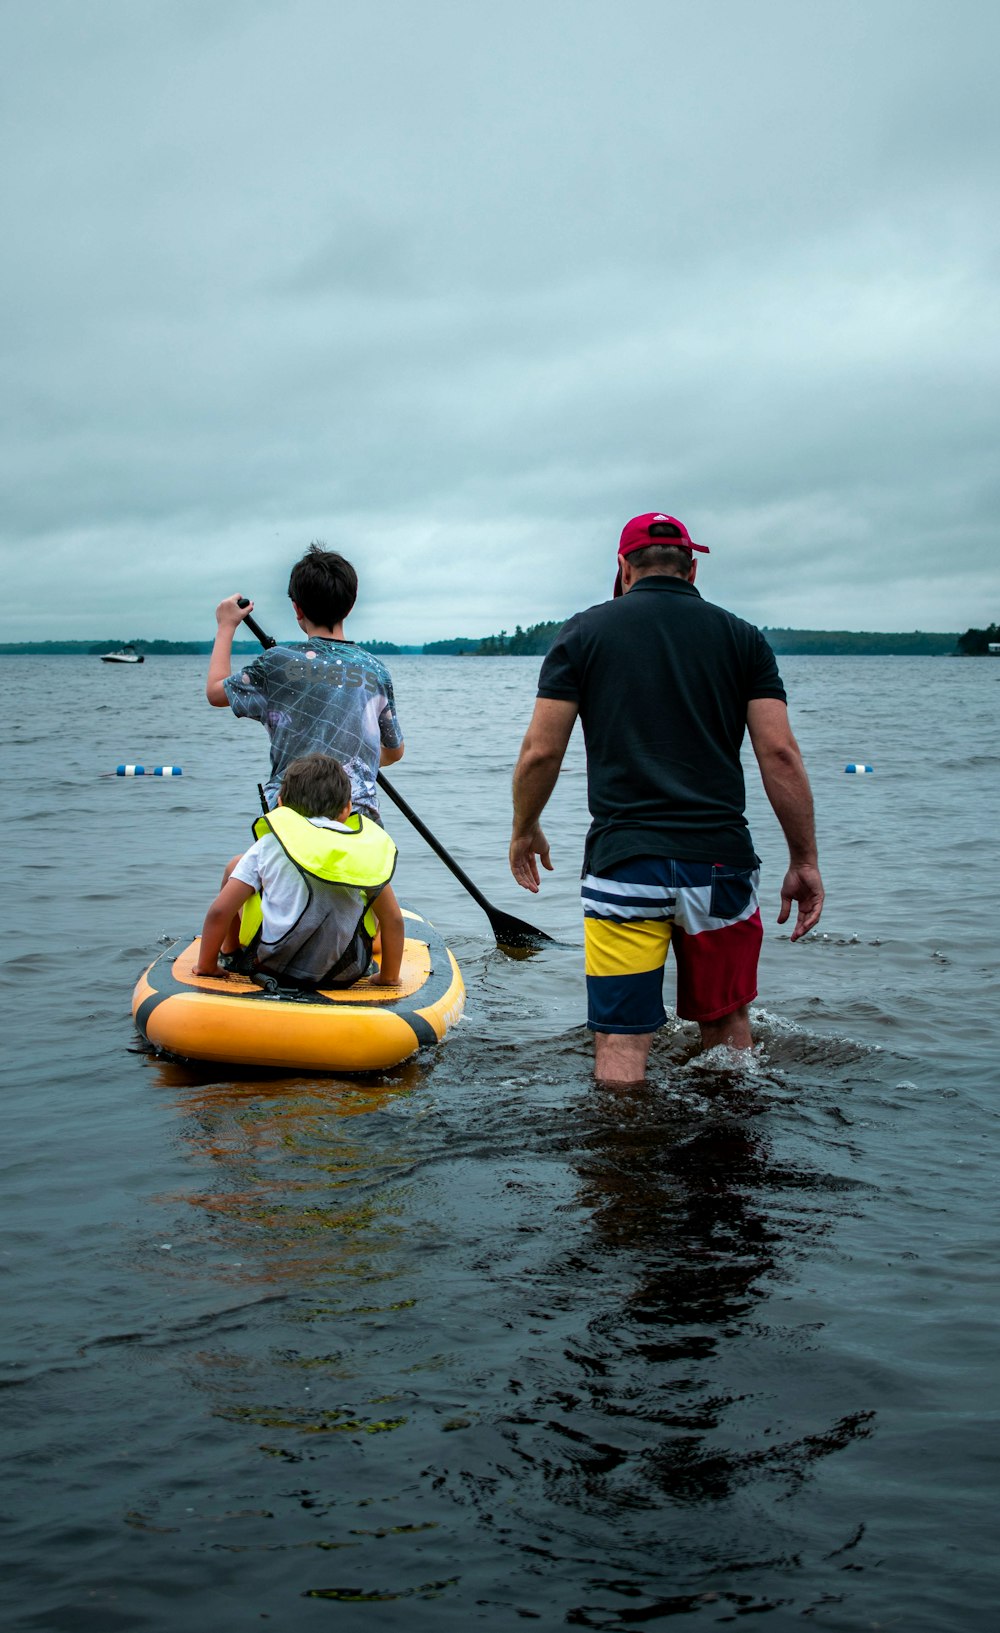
[582,856,763,1032]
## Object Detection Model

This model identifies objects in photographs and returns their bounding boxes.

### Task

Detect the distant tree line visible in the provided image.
[0,637,397,656]
[423,621,565,656]
[954,623,1000,655]
[475,621,565,655]
[5,623,992,659]
[423,623,962,658]
[760,628,958,656]
[419,637,477,655]
[0,639,256,656]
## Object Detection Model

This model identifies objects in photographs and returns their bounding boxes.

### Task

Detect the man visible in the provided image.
[509,512,824,1085]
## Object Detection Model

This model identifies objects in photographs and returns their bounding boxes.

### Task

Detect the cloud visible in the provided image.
[1,0,998,640]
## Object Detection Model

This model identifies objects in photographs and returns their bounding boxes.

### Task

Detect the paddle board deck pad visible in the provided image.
[132,908,465,1072]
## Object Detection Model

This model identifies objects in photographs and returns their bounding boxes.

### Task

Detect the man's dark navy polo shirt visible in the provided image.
[537,575,787,873]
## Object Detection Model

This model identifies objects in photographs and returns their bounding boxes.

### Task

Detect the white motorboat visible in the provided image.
[100,646,145,664]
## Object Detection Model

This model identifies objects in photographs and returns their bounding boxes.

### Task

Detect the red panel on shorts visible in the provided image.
[673,909,763,1023]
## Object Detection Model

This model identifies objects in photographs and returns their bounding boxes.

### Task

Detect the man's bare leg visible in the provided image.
[698,1005,752,1052]
[595,1006,752,1082]
[593,1031,654,1085]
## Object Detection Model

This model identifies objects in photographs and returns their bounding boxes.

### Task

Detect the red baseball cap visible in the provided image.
[614,512,709,597]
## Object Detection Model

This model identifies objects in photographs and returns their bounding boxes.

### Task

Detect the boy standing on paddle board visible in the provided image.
[194,753,404,987]
[206,543,404,819]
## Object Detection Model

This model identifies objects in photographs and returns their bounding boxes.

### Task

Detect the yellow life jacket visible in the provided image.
[239,808,397,986]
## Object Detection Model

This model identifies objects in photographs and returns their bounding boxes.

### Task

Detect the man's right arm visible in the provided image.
[510,697,578,892]
[746,697,824,940]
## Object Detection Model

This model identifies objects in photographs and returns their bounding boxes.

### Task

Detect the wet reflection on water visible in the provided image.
[137,1041,879,1619]
[165,1065,424,1290]
[555,1079,874,1517]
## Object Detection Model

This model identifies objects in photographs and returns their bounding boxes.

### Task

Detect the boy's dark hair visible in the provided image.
[279,754,352,819]
[288,543,358,628]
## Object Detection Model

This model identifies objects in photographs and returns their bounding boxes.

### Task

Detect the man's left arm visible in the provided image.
[747,696,824,940]
[509,698,578,892]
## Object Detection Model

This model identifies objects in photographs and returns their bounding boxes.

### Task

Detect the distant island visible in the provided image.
[954,622,1000,656]
[431,624,968,657]
[423,621,565,656]
[1,621,996,658]
[0,637,410,657]
[761,628,959,656]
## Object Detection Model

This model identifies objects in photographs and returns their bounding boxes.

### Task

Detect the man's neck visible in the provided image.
[627,569,694,590]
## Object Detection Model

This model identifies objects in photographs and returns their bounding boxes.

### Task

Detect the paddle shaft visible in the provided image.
[374,770,496,917]
[236,600,276,649]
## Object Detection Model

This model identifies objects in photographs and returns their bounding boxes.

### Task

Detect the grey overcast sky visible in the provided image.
[2,0,998,642]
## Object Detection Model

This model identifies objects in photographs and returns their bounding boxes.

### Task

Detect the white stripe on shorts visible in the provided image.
[582,874,677,919]
[581,872,760,934]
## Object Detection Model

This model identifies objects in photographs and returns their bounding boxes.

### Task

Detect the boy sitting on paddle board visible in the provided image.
[194,753,404,988]
[206,543,404,819]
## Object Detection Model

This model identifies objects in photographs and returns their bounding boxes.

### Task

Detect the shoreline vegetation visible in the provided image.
[1,622,996,658]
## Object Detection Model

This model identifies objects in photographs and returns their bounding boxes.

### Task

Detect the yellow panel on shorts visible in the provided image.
[584,916,672,978]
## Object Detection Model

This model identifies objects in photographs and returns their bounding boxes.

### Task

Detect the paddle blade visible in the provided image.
[486,907,556,951]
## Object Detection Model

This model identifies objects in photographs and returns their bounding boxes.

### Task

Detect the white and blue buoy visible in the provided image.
[845,763,874,774]
[115,765,183,777]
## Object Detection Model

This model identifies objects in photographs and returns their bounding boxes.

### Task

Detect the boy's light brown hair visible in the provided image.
[279,753,352,819]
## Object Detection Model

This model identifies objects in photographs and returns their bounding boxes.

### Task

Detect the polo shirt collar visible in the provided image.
[628,576,702,600]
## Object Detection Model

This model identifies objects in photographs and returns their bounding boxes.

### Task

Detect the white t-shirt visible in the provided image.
[231,817,353,949]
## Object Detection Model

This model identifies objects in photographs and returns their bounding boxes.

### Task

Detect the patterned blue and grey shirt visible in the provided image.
[223,639,403,815]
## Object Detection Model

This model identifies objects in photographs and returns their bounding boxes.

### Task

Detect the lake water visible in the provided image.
[3,653,999,1631]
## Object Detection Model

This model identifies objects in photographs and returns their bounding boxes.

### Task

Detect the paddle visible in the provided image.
[235,600,554,950]
[235,601,276,650]
[372,770,554,950]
